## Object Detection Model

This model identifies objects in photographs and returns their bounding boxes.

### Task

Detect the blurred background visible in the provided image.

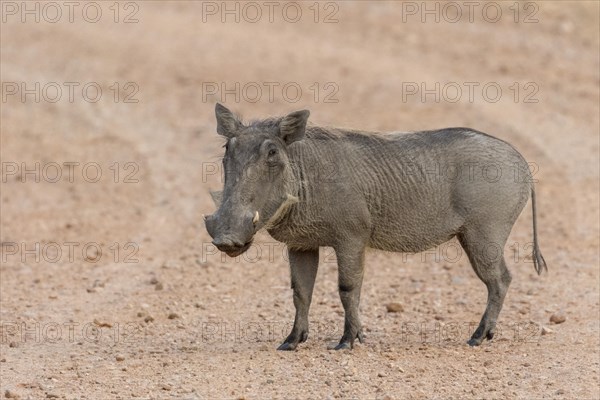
[1,1,599,398]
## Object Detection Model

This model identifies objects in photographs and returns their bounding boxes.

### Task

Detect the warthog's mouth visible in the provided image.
[222,240,253,257]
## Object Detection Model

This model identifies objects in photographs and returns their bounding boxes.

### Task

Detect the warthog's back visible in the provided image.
[281,127,532,253]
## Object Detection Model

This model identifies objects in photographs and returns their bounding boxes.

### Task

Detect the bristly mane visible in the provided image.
[246,117,284,132]
[241,115,394,145]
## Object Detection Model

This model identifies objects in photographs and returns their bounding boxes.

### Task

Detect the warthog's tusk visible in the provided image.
[253,211,260,224]
[202,214,207,221]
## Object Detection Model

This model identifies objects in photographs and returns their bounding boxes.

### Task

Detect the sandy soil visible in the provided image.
[1,1,599,399]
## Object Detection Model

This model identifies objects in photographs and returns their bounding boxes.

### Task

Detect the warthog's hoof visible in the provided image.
[332,341,352,350]
[330,330,364,350]
[277,330,308,351]
[467,328,495,346]
[277,341,298,351]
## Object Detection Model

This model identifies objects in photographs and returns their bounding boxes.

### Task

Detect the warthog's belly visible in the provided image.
[366,200,464,253]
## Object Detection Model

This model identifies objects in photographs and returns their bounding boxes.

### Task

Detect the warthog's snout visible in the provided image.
[204,211,256,257]
[211,236,251,256]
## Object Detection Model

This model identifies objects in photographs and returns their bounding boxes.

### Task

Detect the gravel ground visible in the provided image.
[1,1,599,399]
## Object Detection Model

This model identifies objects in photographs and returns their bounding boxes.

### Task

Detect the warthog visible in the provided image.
[205,103,547,350]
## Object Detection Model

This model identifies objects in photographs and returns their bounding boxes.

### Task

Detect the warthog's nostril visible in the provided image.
[212,238,233,248]
[212,237,244,249]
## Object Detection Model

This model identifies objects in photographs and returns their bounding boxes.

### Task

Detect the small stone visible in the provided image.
[155,282,164,291]
[451,276,466,285]
[377,372,387,377]
[46,394,59,399]
[386,303,404,313]
[161,384,172,391]
[8,342,18,348]
[556,389,565,395]
[483,360,492,367]
[550,313,566,324]
[149,277,159,285]
[162,261,179,269]
[86,288,96,293]
[144,316,154,323]
[116,355,125,362]
[168,313,180,320]
[93,319,112,328]
[541,326,553,335]
[5,390,20,399]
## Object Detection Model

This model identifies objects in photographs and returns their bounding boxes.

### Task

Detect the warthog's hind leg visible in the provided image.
[458,228,512,346]
[333,243,366,350]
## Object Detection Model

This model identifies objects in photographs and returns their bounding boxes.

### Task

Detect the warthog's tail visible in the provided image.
[531,186,547,275]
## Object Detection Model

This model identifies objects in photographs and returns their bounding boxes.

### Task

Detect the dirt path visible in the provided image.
[1,2,598,399]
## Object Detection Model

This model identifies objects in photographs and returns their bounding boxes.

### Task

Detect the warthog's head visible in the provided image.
[204,103,309,256]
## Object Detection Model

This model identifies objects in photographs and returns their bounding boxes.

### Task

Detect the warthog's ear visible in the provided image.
[210,190,223,208]
[279,110,310,145]
[215,103,241,138]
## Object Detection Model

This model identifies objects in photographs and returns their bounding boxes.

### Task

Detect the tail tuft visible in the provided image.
[531,187,547,275]
[533,247,547,275]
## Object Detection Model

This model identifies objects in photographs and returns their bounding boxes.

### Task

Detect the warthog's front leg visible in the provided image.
[334,244,366,350]
[277,248,319,351]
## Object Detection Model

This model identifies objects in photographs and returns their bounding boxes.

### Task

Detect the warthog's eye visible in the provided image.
[263,141,280,167]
